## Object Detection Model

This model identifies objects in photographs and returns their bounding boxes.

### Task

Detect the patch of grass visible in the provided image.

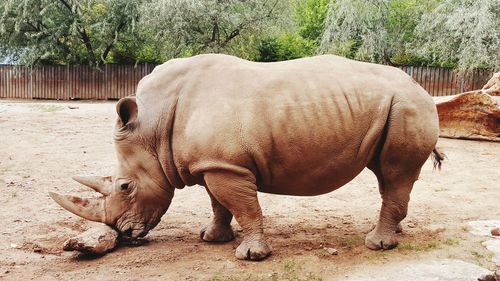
[22,175,30,179]
[338,236,364,249]
[471,251,486,259]
[461,225,471,232]
[210,260,323,281]
[470,251,494,267]
[434,187,449,192]
[363,250,391,261]
[398,240,439,252]
[29,104,64,113]
[10,191,17,198]
[443,238,460,246]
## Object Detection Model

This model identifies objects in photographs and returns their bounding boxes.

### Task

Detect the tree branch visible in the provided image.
[220,0,279,48]
[101,21,126,62]
[57,0,98,66]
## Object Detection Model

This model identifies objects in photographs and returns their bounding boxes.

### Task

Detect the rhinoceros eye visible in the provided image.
[120,182,130,191]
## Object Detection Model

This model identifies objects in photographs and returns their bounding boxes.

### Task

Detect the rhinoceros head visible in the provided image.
[50,97,174,239]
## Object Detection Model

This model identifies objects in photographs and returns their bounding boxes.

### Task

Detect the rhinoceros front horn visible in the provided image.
[72,175,112,195]
[49,192,106,223]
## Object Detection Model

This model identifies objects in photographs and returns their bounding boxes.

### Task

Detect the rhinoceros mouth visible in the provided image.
[120,227,149,240]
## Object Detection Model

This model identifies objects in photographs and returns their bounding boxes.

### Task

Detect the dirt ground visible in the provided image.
[0,100,499,281]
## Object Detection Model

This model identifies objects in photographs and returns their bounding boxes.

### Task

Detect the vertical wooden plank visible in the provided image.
[418,67,423,91]
[444,68,450,96]
[439,67,444,96]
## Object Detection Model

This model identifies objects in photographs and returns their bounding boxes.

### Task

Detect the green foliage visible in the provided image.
[414,0,500,71]
[293,0,330,41]
[138,0,290,60]
[255,0,328,62]
[0,0,141,67]
[320,0,440,65]
[257,33,316,62]
[1,0,498,71]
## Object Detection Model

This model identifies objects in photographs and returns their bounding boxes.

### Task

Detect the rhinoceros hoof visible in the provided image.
[365,229,398,250]
[235,240,272,261]
[200,224,235,242]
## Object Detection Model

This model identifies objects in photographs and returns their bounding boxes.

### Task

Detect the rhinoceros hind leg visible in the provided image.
[369,222,402,233]
[200,189,235,242]
[203,170,272,261]
[366,160,422,250]
[365,177,416,250]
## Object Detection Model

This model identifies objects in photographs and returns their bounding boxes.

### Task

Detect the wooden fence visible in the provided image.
[0,64,495,100]
[0,64,155,100]
[399,66,493,96]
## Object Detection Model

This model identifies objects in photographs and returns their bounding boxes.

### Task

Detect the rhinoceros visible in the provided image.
[50,54,444,260]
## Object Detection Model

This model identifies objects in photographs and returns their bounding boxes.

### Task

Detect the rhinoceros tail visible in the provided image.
[431,148,446,171]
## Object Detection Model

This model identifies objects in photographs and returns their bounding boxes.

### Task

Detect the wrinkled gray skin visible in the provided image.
[50,54,441,260]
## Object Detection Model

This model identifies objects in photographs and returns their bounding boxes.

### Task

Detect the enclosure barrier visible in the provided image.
[0,64,494,100]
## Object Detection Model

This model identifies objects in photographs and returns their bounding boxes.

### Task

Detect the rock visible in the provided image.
[483,240,500,266]
[63,225,118,255]
[326,247,338,255]
[491,228,500,236]
[344,259,491,281]
[435,71,500,142]
[469,220,500,237]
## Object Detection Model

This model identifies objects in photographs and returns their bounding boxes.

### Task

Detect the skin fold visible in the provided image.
[50,54,440,261]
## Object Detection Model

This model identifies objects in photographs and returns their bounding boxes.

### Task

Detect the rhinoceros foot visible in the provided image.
[200,224,235,242]
[235,239,272,261]
[365,228,399,250]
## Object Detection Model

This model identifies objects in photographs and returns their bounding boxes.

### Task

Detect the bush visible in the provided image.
[256,33,317,62]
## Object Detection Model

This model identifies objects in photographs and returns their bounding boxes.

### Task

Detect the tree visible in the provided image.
[414,0,500,71]
[319,0,438,65]
[255,0,329,62]
[0,0,141,67]
[293,0,330,42]
[138,0,289,60]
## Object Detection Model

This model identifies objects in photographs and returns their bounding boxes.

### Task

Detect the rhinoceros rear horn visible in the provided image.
[72,175,112,195]
[49,192,106,223]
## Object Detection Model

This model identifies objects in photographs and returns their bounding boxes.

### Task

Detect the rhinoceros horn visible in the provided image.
[49,192,106,223]
[72,175,112,195]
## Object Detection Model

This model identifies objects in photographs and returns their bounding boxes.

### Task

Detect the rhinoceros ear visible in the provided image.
[49,192,106,223]
[116,96,137,128]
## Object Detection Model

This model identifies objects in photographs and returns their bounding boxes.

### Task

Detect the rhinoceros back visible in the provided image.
[162,54,433,195]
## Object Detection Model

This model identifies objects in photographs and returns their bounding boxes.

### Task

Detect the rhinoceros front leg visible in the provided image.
[200,189,235,242]
[203,171,272,261]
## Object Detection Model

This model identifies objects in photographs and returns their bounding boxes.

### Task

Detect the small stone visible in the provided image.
[63,225,118,255]
[10,243,18,249]
[491,228,500,236]
[431,226,446,233]
[326,247,338,255]
[407,223,416,228]
[478,274,497,281]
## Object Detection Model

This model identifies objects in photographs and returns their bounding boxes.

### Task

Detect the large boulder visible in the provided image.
[436,72,500,141]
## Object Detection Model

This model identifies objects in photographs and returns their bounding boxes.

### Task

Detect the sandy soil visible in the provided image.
[0,100,499,281]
